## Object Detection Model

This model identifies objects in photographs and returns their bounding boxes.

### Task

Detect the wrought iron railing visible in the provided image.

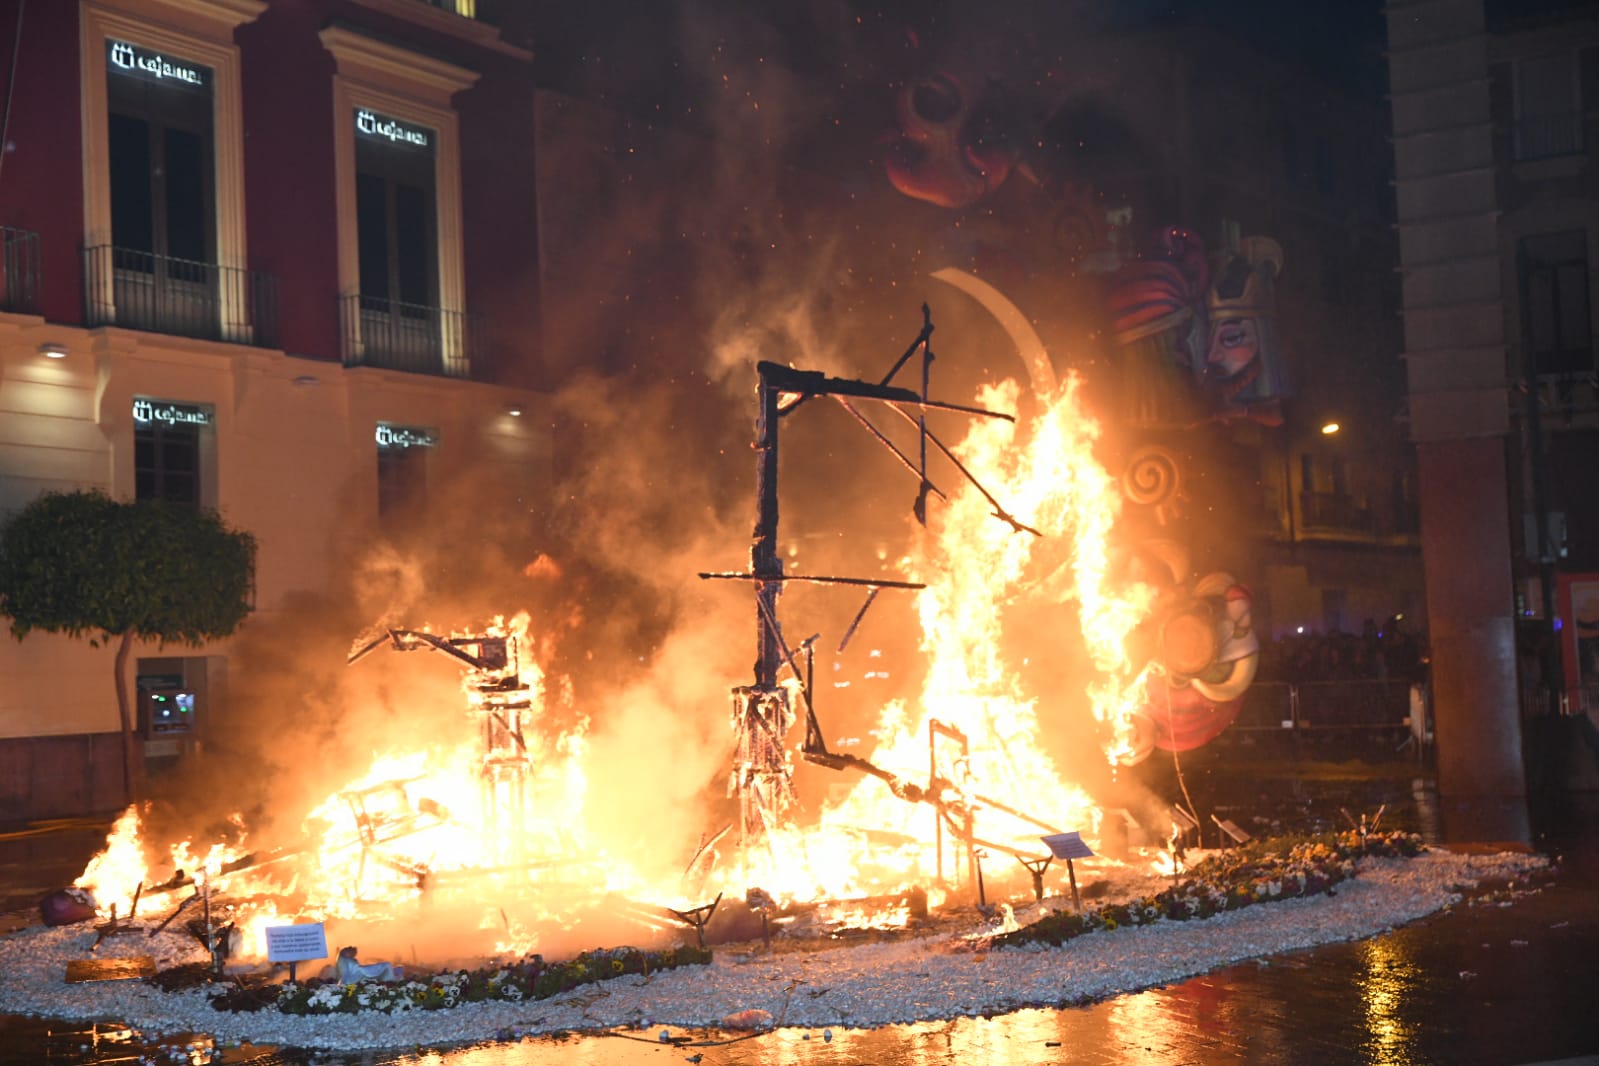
[338,294,480,378]
[1300,491,1376,533]
[1,225,41,314]
[1514,112,1582,161]
[82,245,278,348]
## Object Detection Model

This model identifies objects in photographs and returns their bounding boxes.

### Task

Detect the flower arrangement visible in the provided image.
[994,829,1425,949]
[208,945,713,1016]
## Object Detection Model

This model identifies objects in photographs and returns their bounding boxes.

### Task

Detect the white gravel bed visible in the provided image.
[0,849,1545,1051]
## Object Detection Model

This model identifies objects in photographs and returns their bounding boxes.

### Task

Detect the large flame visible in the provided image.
[73,367,1166,958]
[742,373,1156,900]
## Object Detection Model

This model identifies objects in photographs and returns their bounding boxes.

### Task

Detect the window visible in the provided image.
[1514,52,1581,161]
[355,108,439,363]
[1301,453,1348,496]
[133,398,212,506]
[105,39,217,335]
[106,40,214,263]
[322,27,477,376]
[79,3,259,343]
[375,423,435,516]
[135,421,200,504]
[1520,231,1592,376]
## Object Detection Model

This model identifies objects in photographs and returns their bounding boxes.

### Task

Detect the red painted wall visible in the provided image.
[460,65,543,387]
[236,2,342,362]
[0,0,85,325]
[0,0,541,384]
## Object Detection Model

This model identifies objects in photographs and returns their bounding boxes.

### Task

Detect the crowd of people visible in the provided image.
[1254,620,1427,685]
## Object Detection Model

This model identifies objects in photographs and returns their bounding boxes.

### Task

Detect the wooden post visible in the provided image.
[752,371,783,690]
[1066,858,1082,913]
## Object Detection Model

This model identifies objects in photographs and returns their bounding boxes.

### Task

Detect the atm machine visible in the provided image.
[137,674,197,761]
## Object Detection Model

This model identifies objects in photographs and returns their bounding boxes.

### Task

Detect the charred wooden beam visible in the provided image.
[698,571,925,590]
[759,361,1014,423]
[837,587,882,654]
[832,396,948,503]
[877,303,935,389]
[883,404,1042,536]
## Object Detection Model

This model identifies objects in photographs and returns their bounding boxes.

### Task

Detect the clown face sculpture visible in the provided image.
[883,73,1020,210]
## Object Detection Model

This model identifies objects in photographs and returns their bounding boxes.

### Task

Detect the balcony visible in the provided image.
[1,226,41,314]
[1514,112,1583,162]
[339,294,481,378]
[1299,491,1376,534]
[82,245,279,348]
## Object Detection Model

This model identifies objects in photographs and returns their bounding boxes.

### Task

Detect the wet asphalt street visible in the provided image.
[3,757,1597,1066]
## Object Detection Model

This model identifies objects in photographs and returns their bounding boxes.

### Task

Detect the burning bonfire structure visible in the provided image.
[700,308,1070,900]
[61,302,1266,973]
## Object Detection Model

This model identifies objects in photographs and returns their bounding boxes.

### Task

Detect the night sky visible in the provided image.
[524,0,1393,124]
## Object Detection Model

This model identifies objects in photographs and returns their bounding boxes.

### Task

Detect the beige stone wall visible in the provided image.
[0,314,552,743]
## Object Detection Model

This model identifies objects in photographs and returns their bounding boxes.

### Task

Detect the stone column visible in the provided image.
[1386,0,1528,841]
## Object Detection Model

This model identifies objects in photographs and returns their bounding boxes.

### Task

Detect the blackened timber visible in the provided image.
[698,572,926,590]
[837,587,882,653]
[883,404,1042,537]
[878,303,935,389]
[915,327,933,524]
[757,361,1014,423]
[801,749,1044,862]
[761,361,919,404]
[347,629,500,671]
[749,586,828,763]
[833,396,948,503]
[753,375,783,690]
[802,748,927,803]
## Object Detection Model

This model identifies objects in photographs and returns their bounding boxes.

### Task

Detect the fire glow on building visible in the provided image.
[71,277,1270,964]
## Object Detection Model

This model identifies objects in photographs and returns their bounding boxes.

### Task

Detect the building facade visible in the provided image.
[1387,0,1599,813]
[0,0,552,819]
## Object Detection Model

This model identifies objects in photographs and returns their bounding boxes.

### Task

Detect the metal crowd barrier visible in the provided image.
[1219,679,1425,759]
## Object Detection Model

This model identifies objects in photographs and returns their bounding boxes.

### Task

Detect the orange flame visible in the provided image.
[73,366,1169,956]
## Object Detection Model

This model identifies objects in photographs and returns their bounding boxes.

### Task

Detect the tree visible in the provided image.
[0,491,257,804]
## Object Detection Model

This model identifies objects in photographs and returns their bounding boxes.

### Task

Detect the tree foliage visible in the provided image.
[0,491,256,646]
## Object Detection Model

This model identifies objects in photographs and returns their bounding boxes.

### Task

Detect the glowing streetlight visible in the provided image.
[1321,421,1341,435]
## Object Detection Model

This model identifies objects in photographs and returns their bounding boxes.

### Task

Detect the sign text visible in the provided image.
[108,40,208,87]
[133,399,211,427]
[356,109,431,149]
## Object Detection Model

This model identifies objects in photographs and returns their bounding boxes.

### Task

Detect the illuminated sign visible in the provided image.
[107,40,209,87]
[133,398,211,426]
[376,424,437,449]
[356,109,431,149]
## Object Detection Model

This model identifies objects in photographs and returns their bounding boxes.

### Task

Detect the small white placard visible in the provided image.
[265,923,328,963]
[1041,831,1095,860]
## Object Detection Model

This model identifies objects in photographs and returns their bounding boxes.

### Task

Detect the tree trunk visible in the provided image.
[114,630,137,805]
